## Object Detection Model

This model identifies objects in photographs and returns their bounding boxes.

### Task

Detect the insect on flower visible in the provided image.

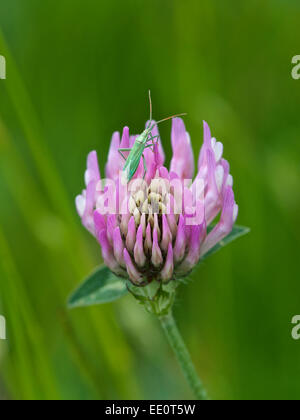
[72,101,249,402]
[119,91,186,183]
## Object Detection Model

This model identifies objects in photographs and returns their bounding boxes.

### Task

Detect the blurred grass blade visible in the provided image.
[68,266,128,308]
[0,29,76,224]
[0,226,59,399]
[0,31,140,398]
[201,225,250,262]
[0,28,93,273]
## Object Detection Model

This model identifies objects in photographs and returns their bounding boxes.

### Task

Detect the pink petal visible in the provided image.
[167,193,182,223]
[113,227,125,267]
[145,120,165,167]
[167,212,178,239]
[94,209,106,237]
[76,193,86,218]
[106,214,117,245]
[211,138,223,163]
[151,228,163,267]
[85,151,101,186]
[158,166,169,180]
[153,214,161,241]
[120,126,130,149]
[105,131,121,179]
[187,223,206,263]
[177,222,206,274]
[198,120,212,170]
[215,164,225,193]
[82,180,97,235]
[126,216,136,253]
[124,248,144,285]
[220,158,234,197]
[120,213,131,237]
[134,225,146,267]
[98,230,119,273]
[185,197,205,227]
[200,186,237,257]
[160,243,174,283]
[170,118,195,180]
[173,215,186,263]
[144,223,152,255]
[204,149,221,224]
[117,126,131,182]
[161,215,172,253]
[140,213,146,237]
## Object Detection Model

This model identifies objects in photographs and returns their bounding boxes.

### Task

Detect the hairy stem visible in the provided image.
[159,312,208,400]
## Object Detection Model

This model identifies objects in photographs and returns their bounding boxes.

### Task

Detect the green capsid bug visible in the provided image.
[119,91,186,183]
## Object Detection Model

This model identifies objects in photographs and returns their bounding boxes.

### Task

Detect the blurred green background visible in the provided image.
[0,0,300,400]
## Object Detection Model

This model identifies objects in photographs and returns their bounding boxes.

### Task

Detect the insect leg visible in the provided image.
[147,135,159,143]
[118,148,132,161]
[146,135,159,152]
[142,154,147,179]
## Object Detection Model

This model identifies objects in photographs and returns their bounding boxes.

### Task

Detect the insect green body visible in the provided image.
[119,92,186,183]
[120,127,158,182]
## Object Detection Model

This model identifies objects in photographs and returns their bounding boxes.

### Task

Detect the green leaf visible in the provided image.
[200,224,250,262]
[68,266,128,308]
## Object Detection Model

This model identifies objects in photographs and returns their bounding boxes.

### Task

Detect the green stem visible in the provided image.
[159,312,208,400]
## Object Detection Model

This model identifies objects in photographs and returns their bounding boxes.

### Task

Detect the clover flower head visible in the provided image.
[76,118,238,286]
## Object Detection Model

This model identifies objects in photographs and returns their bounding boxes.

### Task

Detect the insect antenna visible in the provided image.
[155,113,187,125]
[148,89,153,122]
[150,113,187,130]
